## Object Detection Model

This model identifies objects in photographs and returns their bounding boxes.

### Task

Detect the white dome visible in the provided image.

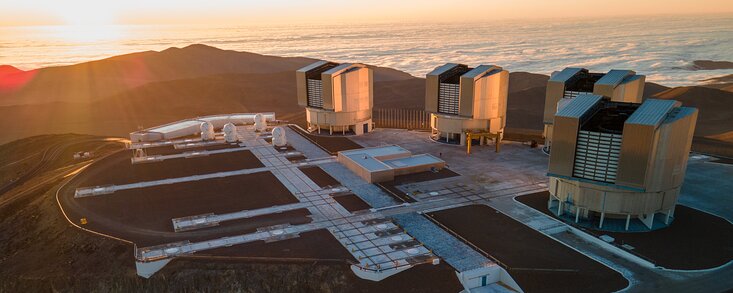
[272,126,287,147]
[223,123,238,143]
[200,121,215,141]
[254,113,267,132]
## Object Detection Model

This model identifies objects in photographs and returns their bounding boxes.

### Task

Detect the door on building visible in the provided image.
[363,123,369,134]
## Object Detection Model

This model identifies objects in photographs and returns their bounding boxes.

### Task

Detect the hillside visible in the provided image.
[0,45,731,156]
[0,44,412,106]
[653,86,733,137]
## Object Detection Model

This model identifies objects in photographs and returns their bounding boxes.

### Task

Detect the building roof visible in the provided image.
[549,67,585,82]
[663,106,697,124]
[626,99,677,127]
[426,63,464,77]
[462,65,502,80]
[555,94,603,118]
[322,63,366,76]
[296,60,331,73]
[595,69,635,88]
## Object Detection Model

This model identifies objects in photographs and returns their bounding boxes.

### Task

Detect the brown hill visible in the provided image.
[653,86,733,138]
[1,45,731,155]
[0,44,413,107]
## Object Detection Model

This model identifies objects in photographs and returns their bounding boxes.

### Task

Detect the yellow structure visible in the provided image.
[543,68,645,153]
[296,61,373,135]
[547,95,697,231]
[425,63,508,146]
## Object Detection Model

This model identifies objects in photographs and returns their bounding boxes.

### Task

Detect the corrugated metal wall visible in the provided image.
[373,108,431,130]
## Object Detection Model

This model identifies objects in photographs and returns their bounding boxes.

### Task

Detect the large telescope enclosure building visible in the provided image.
[547,95,697,231]
[296,61,373,135]
[425,63,508,146]
[543,68,646,152]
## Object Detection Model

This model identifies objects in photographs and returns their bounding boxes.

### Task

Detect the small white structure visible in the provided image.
[272,126,287,147]
[129,113,275,143]
[200,122,215,141]
[254,113,267,132]
[223,123,238,143]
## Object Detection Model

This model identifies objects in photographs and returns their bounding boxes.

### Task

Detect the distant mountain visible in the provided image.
[0,44,413,106]
[691,60,733,70]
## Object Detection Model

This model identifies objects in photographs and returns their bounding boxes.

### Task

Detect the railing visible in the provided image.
[373,108,431,130]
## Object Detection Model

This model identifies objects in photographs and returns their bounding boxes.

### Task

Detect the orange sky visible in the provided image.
[1,0,732,26]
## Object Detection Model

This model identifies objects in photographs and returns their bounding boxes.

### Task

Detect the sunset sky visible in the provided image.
[1,0,732,26]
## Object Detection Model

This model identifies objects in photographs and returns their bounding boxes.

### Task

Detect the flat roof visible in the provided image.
[340,145,444,172]
[383,154,443,168]
[345,153,392,171]
[340,145,410,158]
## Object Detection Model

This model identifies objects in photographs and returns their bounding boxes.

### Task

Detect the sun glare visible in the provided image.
[51,25,126,43]
[45,1,124,42]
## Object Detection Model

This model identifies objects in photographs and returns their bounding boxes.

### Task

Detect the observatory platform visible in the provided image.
[55,110,733,292]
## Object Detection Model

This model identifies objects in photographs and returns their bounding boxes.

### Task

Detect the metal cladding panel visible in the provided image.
[321,73,334,110]
[458,65,503,117]
[625,99,678,127]
[322,63,366,111]
[472,69,508,121]
[544,68,585,124]
[544,80,566,124]
[616,123,656,189]
[296,70,308,107]
[555,94,603,118]
[336,66,372,113]
[616,74,645,103]
[459,76,475,117]
[645,107,698,192]
[548,115,580,177]
[425,73,439,112]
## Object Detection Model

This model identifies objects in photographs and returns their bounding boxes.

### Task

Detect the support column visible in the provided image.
[599,191,607,229]
[460,132,466,146]
[599,211,605,229]
[639,213,655,230]
[329,126,333,135]
[575,207,580,223]
[625,214,631,231]
[557,200,563,216]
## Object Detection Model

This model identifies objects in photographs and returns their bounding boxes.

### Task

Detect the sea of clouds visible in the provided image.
[1,15,732,87]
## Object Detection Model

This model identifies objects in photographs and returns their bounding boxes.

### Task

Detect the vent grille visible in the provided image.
[306,79,323,108]
[572,130,622,183]
[438,83,460,115]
